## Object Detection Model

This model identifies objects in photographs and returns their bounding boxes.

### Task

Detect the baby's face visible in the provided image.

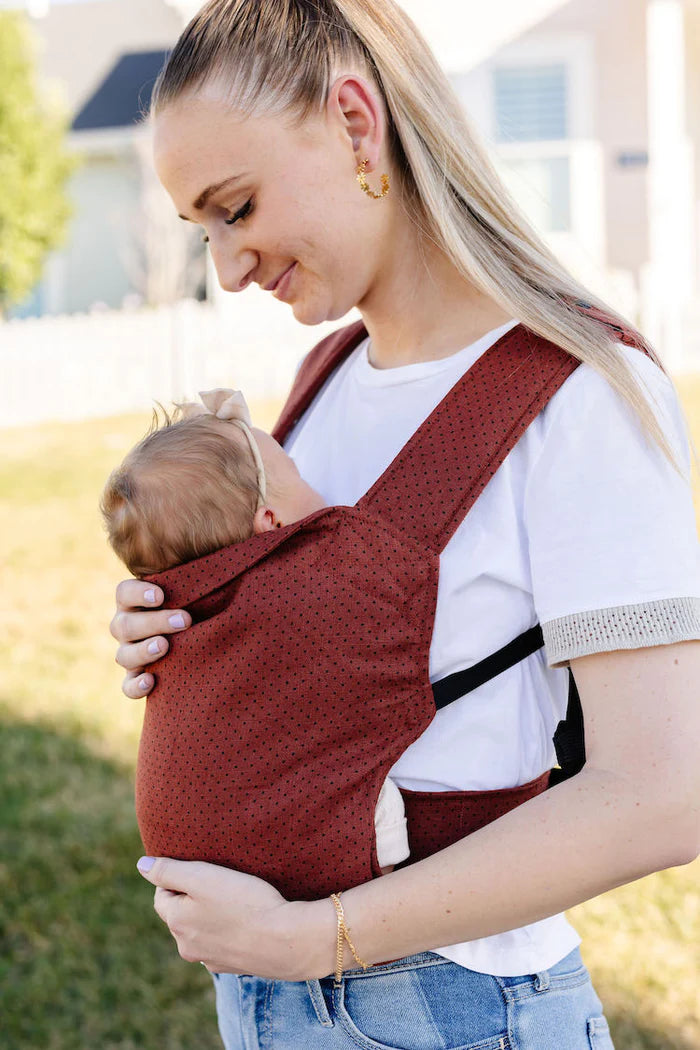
[250,427,327,525]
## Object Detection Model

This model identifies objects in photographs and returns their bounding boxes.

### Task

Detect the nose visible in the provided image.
[209,239,256,293]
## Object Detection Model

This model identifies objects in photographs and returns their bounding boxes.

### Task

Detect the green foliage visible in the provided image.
[0,12,75,311]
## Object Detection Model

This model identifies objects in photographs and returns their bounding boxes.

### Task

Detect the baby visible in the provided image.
[101,388,409,875]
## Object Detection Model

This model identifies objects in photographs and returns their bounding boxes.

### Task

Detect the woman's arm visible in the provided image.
[307,639,700,976]
[110,580,191,698]
[139,638,700,980]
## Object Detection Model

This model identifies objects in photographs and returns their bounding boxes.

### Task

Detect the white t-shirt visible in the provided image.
[284,319,700,976]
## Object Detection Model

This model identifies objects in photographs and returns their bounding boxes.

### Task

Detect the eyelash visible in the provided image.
[225,198,254,226]
[202,198,254,244]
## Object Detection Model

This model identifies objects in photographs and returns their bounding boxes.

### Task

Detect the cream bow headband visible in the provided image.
[178,388,266,509]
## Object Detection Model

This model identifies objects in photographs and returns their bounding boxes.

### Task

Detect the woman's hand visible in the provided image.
[110,580,191,699]
[136,857,334,981]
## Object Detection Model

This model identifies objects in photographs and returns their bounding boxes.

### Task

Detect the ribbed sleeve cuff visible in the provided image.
[542,597,700,668]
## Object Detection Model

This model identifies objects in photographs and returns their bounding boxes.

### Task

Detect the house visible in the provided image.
[9,0,197,317]
[440,0,700,370]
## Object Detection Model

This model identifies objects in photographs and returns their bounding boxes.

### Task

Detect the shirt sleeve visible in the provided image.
[523,344,700,668]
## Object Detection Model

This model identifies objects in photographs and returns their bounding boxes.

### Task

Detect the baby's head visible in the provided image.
[101,390,326,577]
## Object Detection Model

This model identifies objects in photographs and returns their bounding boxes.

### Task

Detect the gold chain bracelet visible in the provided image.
[330,892,369,984]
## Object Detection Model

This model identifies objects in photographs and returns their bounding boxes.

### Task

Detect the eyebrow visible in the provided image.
[178,174,245,220]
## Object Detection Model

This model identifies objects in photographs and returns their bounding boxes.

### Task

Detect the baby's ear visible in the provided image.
[252,505,281,535]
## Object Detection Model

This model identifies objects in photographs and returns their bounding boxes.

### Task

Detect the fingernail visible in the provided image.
[138,677,151,691]
[137,856,155,873]
[144,589,157,604]
[168,614,186,629]
[148,639,163,655]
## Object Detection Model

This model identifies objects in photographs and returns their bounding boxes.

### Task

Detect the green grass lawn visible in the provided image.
[1,389,699,1050]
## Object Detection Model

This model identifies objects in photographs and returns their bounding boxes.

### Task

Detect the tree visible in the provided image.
[0,11,74,312]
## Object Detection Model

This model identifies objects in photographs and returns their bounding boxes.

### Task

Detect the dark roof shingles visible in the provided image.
[71,49,169,131]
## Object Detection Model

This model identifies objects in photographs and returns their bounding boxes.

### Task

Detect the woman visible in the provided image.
[111,1,700,1046]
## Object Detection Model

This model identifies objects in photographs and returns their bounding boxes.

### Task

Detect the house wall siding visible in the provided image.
[35,0,181,116]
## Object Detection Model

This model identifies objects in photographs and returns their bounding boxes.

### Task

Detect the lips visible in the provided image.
[265,264,295,292]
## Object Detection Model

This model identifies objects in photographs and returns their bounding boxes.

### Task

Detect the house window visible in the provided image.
[498,155,571,233]
[492,63,572,234]
[494,64,568,143]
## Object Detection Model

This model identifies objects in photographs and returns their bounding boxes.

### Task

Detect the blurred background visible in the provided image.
[0,1,698,1047]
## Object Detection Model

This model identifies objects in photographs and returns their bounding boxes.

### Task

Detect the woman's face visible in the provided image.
[153,80,394,326]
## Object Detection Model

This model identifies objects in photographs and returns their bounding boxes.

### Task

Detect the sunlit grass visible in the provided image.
[0,385,698,1050]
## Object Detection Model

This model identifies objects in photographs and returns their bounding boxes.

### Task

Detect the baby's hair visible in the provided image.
[100,405,262,577]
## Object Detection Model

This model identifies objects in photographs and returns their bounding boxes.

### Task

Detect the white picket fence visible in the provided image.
[3,290,699,430]
[0,294,351,428]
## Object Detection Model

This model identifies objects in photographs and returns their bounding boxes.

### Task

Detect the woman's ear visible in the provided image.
[253,505,282,535]
[328,74,385,168]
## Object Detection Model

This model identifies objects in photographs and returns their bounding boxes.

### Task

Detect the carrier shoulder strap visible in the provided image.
[275,319,582,554]
[356,303,656,553]
[356,323,579,553]
[272,320,367,444]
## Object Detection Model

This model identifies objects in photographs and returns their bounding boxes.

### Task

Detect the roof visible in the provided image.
[71,49,169,131]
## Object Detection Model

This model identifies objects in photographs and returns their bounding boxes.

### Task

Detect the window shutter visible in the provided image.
[494,64,568,143]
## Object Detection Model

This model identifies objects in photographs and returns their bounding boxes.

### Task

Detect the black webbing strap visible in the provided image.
[431,624,586,783]
[431,625,545,710]
[549,672,586,784]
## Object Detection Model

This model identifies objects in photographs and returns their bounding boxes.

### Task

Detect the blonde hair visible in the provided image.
[100,409,261,577]
[152,0,694,475]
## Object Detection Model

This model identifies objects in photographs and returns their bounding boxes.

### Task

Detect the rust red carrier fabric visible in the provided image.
[135,308,649,900]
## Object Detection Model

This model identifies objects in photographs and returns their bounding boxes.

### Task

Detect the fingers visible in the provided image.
[137,856,208,895]
[152,885,204,965]
[110,608,191,645]
[153,885,182,925]
[115,579,164,613]
[115,635,171,675]
[111,579,191,693]
[122,669,155,700]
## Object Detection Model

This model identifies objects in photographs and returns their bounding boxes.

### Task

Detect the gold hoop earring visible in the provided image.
[356,158,390,200]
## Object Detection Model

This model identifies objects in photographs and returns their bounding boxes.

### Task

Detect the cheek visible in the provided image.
[271,190,375,311]
[286,185,363,259]
[295,227,363,290]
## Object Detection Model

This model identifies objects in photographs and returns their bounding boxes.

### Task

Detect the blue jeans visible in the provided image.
[212,946,614,1049]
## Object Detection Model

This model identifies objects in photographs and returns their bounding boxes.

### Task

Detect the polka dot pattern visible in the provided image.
[395,771,553,868]
[136,508,439,901]
[136,306,650,901]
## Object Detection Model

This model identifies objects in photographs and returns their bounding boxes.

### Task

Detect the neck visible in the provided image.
[357,225,514,369]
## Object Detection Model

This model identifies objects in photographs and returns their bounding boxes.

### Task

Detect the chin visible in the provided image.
[291,308,326,327]
[290,287,359,327]
[290,300,333,327]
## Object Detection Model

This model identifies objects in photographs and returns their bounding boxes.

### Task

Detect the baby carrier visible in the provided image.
[135,305,649,900]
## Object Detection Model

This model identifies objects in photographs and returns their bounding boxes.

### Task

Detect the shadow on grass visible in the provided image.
[1,709,695,1050]
[0,709,220,1050]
